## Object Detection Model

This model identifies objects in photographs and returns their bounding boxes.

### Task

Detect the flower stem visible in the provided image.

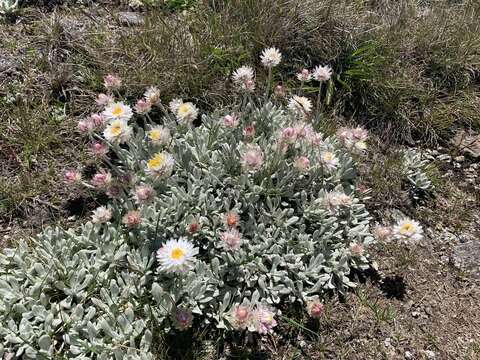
[265,67,272,99]
[316,82,323,113]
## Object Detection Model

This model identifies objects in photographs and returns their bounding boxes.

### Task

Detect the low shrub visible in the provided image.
[0,48,426,359]
[0,52,379,358]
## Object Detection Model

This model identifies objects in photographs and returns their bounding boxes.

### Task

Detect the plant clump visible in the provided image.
[0,48,420,359]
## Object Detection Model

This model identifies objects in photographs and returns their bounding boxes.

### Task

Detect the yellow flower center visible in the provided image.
[110,124,122,136]
[170,247,184,260]
[147,153,166,169]
[323,152,333,161]
[111,105,123,117]
[148,129,161,141]
[400,223,414,234]
[177,103,190,115]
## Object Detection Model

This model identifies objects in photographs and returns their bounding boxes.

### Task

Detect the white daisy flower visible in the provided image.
[91,206,112,224]
[232,66,255,84]
[144,86,161,105]
[146,151,175,179]
[169,98,183,114]
[147,126,171,146]
[103,119,133,144]
[176,102,198,124]
[320,151,339,172]
[102,102,133,122]
[156,238,198,273]
[288,95,312,116]
[393,218,424,242]
[312,65,333,82]
[260,47,282,68]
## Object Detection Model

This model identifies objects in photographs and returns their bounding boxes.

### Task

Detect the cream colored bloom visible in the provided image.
[312,65,333,82]
[372,225,393,242]
[227,304,252,330]
[91,206,112,224]
[176,102,198,124]
[260,47,282,68]
[169,98,183,114]
[146,152,175,179]
[232,66,254,84]
[102,102,133,122]
[103,119,133,143]
[252,305,277,334]
[288,96,312,116]
[144,86,161,105]
[393,218,423,242]
[156,238,198,273]
[147,126,171,146]
[320,151,339,172]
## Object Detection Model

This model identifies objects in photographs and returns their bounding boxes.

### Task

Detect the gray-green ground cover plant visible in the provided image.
[0,48,425,359]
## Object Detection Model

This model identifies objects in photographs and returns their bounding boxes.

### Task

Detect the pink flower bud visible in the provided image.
[77,119,95,134]
[296,68,311,82]
[294,156,310,171]
[64,170,81,184]
[244,79,255,92]
[122,210,142,228]
[220,229,242,250]
[88,142,108,158]
[135,99,152,114]
[90,113,105,127]
[306,298,324,319]
[186,222,199,234]
[106,184,122,198]
[243,124,255,138]
[103,74,122,90]
[372,225,393,242]
[280,127,296,143]
[133,184,156,204]
[274,84,285,97]
[91,171,112,188]
[241,144,264,172]
[96,93,114,107]
[349,242,364,256]
[172,307,193,331]
[228,305,251,330]
[222,114,239,128]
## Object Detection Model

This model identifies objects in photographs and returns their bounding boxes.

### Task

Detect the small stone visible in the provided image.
[118,12,144,26]
[405,350,414,359]
[437,154,451,162]
[424,350,436,359]
[454,155,465,162]
[411,311,421,318]
[384,338,392,347]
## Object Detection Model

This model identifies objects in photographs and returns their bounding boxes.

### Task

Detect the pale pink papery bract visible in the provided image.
[252,305,277,334]
[241,144,264,172]
[220,229,242,251]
